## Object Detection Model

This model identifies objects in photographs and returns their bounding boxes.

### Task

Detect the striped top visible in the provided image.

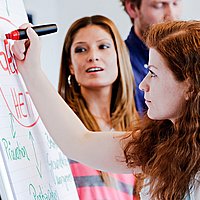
[69,159,136,200]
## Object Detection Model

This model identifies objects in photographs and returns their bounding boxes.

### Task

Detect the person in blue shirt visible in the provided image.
[120,0,183,114]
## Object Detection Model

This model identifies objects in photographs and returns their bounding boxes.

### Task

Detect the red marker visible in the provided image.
[5,24,57,40]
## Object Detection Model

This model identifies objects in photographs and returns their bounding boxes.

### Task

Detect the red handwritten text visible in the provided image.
[0,39,18,75]
[10,88,33,119]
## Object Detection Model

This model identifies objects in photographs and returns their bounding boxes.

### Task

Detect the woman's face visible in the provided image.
[139,48,188,123]
[69,25,118,90]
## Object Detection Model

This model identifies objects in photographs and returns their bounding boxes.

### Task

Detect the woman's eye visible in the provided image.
[144,64,157,78]
[99,44,110,49]
[74,47,86,53]
[149,69,157,78]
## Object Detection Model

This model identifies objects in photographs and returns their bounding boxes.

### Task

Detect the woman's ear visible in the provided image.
[125,0,139,19]
[69,64,75,75]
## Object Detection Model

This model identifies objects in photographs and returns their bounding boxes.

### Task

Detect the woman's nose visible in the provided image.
[139,75,149,92]
[88,50,99,62]
[88,57,99,62]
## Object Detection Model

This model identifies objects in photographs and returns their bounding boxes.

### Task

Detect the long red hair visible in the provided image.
[123,20,200,199]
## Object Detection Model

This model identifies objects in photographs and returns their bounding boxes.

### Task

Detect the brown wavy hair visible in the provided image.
[123,20,200,199]
[58,15,138,186]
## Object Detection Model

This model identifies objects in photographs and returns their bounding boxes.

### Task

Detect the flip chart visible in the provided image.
[0,0,79,199]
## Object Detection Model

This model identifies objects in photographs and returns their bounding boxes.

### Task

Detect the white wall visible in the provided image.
[182,0,200,20]
[23,0,200,88]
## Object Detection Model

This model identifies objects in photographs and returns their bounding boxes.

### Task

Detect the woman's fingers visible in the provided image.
[26,27,40,51]
[11,40,26,60]
[11,23,41,76]
[11,23,32,60]
[12,24,40,60]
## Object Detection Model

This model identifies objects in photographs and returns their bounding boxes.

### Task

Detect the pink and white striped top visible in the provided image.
[70,159,137,200]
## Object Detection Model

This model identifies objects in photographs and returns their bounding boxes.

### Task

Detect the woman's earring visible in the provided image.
[68,75,72,86]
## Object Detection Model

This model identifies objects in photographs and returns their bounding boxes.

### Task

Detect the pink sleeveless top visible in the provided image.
[70,159,137,200]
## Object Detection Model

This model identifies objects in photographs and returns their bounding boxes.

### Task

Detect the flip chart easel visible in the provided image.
[0,0,79,199]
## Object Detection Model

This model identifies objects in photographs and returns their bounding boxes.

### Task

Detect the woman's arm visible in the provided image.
[12,25,132,174]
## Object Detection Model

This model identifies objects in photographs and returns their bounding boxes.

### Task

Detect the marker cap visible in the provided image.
[5,30,20,40]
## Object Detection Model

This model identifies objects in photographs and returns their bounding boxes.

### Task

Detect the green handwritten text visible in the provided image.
[45,133,57,150]
[29,183,59,200]
[2,138,30,161]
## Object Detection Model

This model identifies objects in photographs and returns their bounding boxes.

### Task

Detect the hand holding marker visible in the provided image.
[5,24,58,40]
